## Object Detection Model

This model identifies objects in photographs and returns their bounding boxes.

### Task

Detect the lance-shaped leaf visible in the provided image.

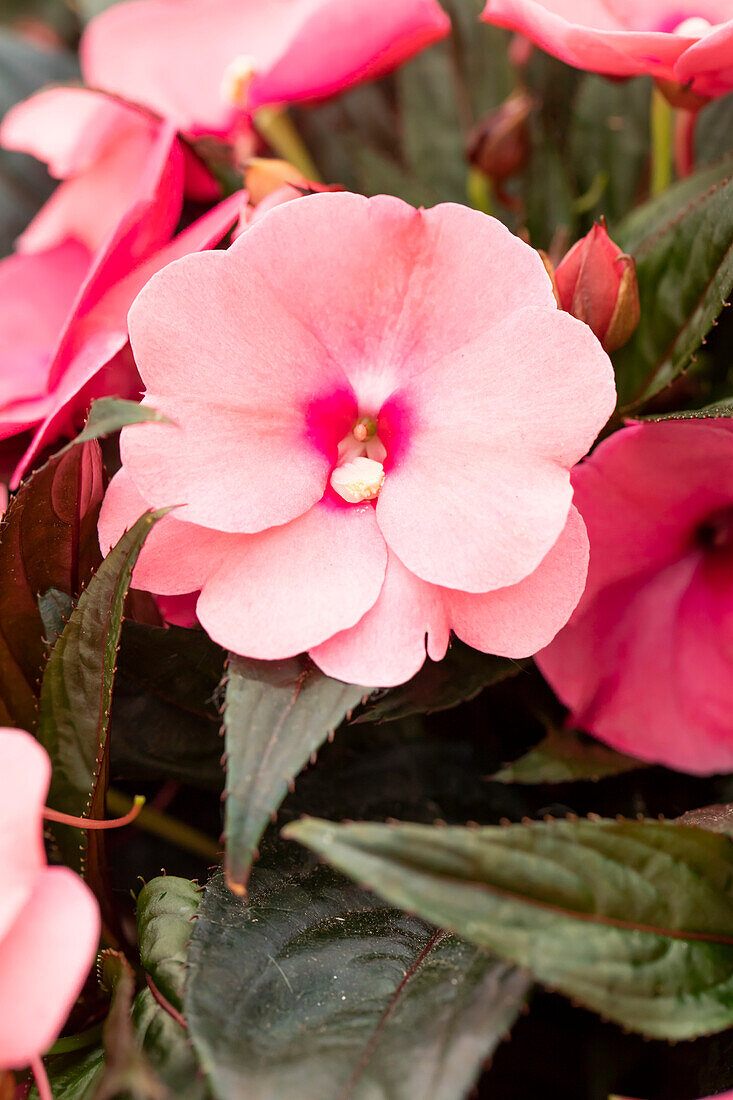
[37,509,164,880]
[71,397,171,447]
[186,864,531,1100]
[358,641,520,724]
[28,1048,105,1100]
[613,160,733,407]
[285,816,733,1040]
[492,727,643,784]
[222,656,366,892]
[0,440,104,730]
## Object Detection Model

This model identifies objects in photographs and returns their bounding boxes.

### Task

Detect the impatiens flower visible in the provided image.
[99,192,615,687]
[536,418,733,775]
[0,88,218,255]
[553,221,640,354]
[0,729,99,1076]
[80,0,451,138]
[481,0,733,100]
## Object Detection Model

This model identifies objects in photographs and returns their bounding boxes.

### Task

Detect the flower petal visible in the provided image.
[0,729,49,945]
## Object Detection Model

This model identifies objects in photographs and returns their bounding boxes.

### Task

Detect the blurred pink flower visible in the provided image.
[0,728,99,1073]
[80,0,451,137]
[0,88,218,255]
[99,192,615,686]
[537,418,733,775]
[0,113,242,481]
[481,0,733,99]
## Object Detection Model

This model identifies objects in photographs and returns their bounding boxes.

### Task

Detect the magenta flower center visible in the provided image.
[331,413,387,503]
[696,506,733,552]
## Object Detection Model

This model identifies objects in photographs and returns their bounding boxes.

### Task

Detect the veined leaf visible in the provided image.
[28,1049,105,1100]
[0,441,103,730]
[285,816,733,1040]
[72,398,171,447]
[37,510,164,884]
[186,864,531,1100]
[222,655,366,892]
[492,727,643,784]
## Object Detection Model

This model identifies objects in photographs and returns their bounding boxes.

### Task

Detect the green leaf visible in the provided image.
[358,641,522,723]
[133,989,209,1100]
[137,876,200,1012]
[97,952,166,1100]
[28,1048,105,1100]
[72,397,171,447]
[492,727,643,784]
[37,509,164,879]
[186,864,531,1100]
[110,622,224,789]
[638,398,733,420]
[677,804,733,836]
[569,75,651,225]
[0,441,104,730]
[285,815,733,1040]
[523,116,576,251]
[443,0,513,121]
[0,31,78,256]
[612,159,733,406]
[222,655,366,891]
[695,93,733,167]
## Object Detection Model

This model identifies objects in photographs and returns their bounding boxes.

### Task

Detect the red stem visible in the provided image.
[674,107,698,179]
[29,1057,52,1100]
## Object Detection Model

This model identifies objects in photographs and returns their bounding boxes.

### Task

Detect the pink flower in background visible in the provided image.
[0,729,99,1073]
[99,192,614,686]
[0,88,218,254]
[81,0,451,138]
[481,0,733,99]
[537,418,733,775]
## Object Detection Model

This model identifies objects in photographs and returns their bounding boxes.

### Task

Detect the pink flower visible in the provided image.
[0,729,100,1071]
[537,418,733,775]
[99,192,615,686]
[80,0,451,138]
[480,0,733,99]
[0,88,218,255]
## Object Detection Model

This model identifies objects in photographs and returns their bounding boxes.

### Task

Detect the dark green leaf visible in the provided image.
[186,864,530,1100]
[72,398,171,447]
[358,641,522,723]
[444,0,513,122]
[638,398,733,420]
[569,75,651,225]
[0,31,78,256]
[222,655,366,891]
[28,1049,105,1100]
[695,93,733,167]
[285,816,733,1039]
[0,441,103,730]
[132,990,208,1100]
[492,727,643,784]
[523,116,576,251]
[613,159,733,406]
[137,876,200,1012]
[110,622,224,789]
[38,510,164,877]
[96,952,166,1100]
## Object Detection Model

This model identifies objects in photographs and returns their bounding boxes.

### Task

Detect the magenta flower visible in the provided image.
[0,729,99,1076]
[537,418,733,775]
[80,0,451,137]
[99,192,615,686]
[481,0,733,99]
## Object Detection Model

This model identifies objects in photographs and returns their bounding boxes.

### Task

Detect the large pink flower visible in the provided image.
[99,192,615,686]
[0,729,100,1070]
[481,0,733,99]
[537,418,733,775]
[80,0,451,137]
[0,88,218,255]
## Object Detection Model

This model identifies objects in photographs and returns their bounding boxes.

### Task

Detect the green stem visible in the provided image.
[467,167,493,215]
[106,789,220,861]
[47,1023,104,1056]
[253,107,321,182]
[650,86,673,197]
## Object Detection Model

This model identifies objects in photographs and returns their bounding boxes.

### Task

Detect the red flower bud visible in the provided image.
[466,90,533,182]
[554,221,640,353]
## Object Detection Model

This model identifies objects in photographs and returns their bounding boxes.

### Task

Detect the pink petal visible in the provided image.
[0,867,100,1068]
[310,549,450,686]
[196,499,387,658]
[81,0,449,136]
[99,468,231,595]
[447,505,589,656]
[230,193,560,409]
[675,20,733,97]
[375,307,614,591]
[0,730,49,946]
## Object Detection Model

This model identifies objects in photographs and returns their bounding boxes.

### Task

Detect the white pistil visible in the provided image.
[220,55,258,108]
[330,457,385,504]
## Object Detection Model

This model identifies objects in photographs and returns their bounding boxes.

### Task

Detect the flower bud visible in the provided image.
[466,91,533,182]
[554,221,640,353]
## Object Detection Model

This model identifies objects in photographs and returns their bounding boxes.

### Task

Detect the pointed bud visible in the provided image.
[554,221,640,353]
[466,90,533,182]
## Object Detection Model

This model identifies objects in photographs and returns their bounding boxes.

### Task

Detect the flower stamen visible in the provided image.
[43,795,145,830]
